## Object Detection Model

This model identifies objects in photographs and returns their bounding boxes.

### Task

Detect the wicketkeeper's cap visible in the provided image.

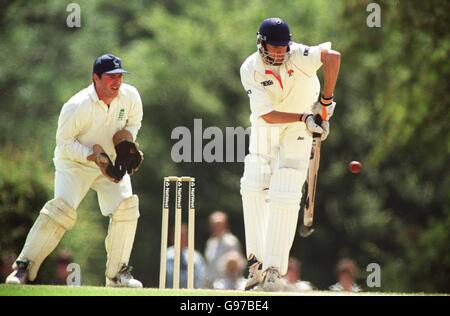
[93,54,128,75]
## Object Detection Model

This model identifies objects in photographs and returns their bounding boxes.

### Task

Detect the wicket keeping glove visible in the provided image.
[113,129,144,177]
[88,145,123,183]
[115,140,144,176]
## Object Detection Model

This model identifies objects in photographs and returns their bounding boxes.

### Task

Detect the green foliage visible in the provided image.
[0,146,51,253]
[0,0,448,292]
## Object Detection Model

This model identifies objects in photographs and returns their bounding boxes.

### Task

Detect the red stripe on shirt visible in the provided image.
[265,70,283,90]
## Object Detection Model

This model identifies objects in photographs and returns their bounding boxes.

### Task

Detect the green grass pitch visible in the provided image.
[0,285,439,296]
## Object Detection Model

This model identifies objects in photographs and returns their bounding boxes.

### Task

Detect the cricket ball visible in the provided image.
[348,161,362,174]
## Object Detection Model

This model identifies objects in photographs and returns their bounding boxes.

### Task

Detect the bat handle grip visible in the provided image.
[312,114,323,138]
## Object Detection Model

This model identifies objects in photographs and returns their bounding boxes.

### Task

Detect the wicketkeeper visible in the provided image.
[6,54,144,287]
[240,18,341,291]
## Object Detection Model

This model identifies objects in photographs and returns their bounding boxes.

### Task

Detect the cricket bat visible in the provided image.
[299,114,323,237]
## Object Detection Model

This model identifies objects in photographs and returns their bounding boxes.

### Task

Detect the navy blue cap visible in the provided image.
[93,54,128,75]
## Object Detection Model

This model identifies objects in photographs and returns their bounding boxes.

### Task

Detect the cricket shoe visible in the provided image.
[261,267,285,292]
[5,260,29,284]
[106,265,143,288]
[244,255,263,291]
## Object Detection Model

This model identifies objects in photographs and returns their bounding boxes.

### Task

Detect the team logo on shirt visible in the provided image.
[261,80,273,87]
[118,108,125,121]
[303,47,310,56]
[288,69,294,77]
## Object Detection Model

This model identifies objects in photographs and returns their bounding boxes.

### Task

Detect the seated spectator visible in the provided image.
[204,211,242,288]
[166,223,205,288]
[213,251,246,290]
[0,252,16,283]
[329,258,362,292]
[52,249,74,285]
[284,257,314,292]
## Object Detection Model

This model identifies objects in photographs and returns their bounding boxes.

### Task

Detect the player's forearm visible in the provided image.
[261,111,306,124]
[321,50,341,99]
[56,140,93,162]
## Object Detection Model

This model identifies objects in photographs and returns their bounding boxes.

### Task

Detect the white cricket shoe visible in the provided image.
[5,260,29,285]
[106,265,143,288]
[262,267,285,292]
[244,255,263,291]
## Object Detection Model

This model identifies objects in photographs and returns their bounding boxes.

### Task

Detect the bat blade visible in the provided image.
[300,134,322,237]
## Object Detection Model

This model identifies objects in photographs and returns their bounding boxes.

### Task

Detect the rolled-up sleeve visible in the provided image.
[240,64,273,117]
[55,103,92,162]
[293,42,332,75]
[125,88,143,141]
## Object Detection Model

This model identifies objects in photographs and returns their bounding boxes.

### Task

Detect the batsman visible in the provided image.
[6,54,144,287]
[240,18,341,291]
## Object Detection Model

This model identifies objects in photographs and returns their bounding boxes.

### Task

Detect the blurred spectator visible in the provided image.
[52,250,74,285]
[284,257,314,292]
[204,211,242,288]
[329,258,362,292]
[166,223,205,288]
[213,250,246,290]
[1,252,16,282]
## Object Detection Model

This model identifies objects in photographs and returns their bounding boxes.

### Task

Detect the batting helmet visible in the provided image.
[256,18,292,65]
[257,17,292,47]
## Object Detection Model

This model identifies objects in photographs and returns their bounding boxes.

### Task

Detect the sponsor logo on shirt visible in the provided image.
[303,47,310,56]
[261,80,273,87]
[246,89,252,95]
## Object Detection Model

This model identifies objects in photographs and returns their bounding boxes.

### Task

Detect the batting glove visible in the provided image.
[302,114,324,137]
[311,100,336,121]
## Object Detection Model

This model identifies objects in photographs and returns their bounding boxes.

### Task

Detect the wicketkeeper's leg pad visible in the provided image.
[105,195,140,279]
[264,168,304,275]
[17,198,76,281]
[240,154,272,262]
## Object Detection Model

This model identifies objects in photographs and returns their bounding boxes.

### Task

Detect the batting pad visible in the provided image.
[18,198,76,281]
[105,195,140,279]
[263,168,304,275]
[240,154,272,262]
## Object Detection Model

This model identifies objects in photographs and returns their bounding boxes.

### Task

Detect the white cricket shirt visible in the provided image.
[240,42,331,126]
[54,83,143,164]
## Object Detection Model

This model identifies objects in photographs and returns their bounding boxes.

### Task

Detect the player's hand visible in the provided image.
[303,114,324,137]
[312,100,336,121]
[320,120,330,141]
[114,141,144,176]
[88,144,123,183]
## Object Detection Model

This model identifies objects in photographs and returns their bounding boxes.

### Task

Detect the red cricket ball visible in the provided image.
[348,161,362,174]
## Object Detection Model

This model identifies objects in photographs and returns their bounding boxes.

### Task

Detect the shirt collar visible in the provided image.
[87,83,122,105]
[87,83,100,103]
[254,52,266,73]
[254,50,291,74]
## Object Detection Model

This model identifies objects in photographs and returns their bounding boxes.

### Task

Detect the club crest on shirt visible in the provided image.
[118,108,125,121]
